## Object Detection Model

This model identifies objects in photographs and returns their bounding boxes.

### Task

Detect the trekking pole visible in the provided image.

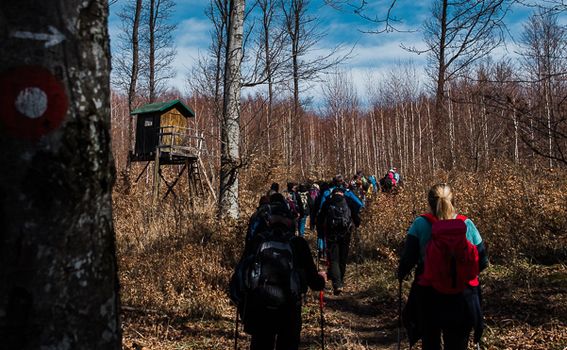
[234,307,239,350]
[319,290,325,350]
[397,279,402,350]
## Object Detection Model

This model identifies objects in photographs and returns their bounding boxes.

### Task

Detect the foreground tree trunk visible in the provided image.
[0,1,121,348]
[219,0,245,219]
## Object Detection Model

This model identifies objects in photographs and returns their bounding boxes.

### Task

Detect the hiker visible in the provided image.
[268,182,280,196]
[246,195,272,241]
[316,174,364,261]
[380,168,399,193]
[349,172,367,203]
[397,183,488,350]
[286,182,305,234]
[319,186,361,295]
[308,183,320,231]
[282,189,298,221]
[368,174,378,194]
[297,183,312,237]
[230,193,326,350]
[391,167,402,185]
[312,182,329,260]
[318,174,364,212]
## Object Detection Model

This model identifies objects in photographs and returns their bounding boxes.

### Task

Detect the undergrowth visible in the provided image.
[114,161,566,349]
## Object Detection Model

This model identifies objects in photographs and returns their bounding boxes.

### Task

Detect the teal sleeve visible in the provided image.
[407,216,431,263]
[408,218,420,237]
[408,216,432,245]
[465,219,482,245]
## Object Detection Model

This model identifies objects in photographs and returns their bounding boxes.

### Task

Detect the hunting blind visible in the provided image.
[129,99,211,202]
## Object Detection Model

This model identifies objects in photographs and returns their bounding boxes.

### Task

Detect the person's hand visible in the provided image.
[318,271,327,282]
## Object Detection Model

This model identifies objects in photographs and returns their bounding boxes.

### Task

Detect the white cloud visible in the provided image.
[176,18,212,47]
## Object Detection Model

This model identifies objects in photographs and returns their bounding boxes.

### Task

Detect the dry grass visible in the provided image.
[114,162,567,349]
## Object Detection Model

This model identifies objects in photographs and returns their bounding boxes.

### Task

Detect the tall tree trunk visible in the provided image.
[0,1,121,348]
[481,97,489,167]
[417,100,423,177]
[128,0,142,113]
[219,0,245,219]
[126,0,143,175]
[260,0,273,157]
[448,87,456,169]
[427,102,436,173]
[512,101,519,164]
[149,0,156,102]
[370,109,378,176]
[544,79,554,168]
[411,101,416,176]
[435,0,448,115]
[380,109,387,170]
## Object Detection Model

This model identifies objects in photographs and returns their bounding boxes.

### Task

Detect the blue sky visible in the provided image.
[108,0,541,103]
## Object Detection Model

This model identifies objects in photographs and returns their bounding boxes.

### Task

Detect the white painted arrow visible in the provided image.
[11,26,65,48]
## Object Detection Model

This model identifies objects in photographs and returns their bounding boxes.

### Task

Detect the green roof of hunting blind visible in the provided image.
[130,99,195,118]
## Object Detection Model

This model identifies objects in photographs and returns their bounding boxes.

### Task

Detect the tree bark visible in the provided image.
[125,0,143,175]
[0,1,121,348]
[149,0,156,102]
[219,0,245,219]
[128,0,143,112]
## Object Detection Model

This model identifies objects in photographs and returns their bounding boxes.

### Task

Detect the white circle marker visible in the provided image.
[15,87,48,119]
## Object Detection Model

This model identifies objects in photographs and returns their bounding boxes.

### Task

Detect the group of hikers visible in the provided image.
[230,169,486,350]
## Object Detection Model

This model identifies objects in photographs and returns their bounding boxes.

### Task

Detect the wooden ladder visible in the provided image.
[187,160,205,200]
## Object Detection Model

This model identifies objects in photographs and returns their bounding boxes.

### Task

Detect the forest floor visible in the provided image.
[116,167,567,349]
[120,238,566,350]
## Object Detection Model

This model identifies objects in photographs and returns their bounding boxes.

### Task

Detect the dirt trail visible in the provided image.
[295,262,402,350]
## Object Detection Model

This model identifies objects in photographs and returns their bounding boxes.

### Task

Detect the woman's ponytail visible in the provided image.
[428,183,455,220]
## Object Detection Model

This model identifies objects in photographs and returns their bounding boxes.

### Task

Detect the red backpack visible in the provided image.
[418,213,479,294]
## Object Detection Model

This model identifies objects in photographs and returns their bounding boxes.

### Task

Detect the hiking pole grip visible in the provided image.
[319,290,325,350]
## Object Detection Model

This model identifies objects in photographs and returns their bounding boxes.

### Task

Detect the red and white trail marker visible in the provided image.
[0,66,68,141]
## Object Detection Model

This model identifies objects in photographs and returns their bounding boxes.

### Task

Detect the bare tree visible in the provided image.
[142,0,177,102]
[420,1,509,115]
[281,0,351,173]
[516,0,567,15]
[255,0,288,156]
[219,0,246,219]
[0,0,121,348]
[114,0,144,112]
[518,10,567,166]
[113,0,144,179]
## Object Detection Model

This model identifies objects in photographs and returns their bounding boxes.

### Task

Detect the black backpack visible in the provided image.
[325,193,352,237]
[381,175,393,192]
[246,230,300,310]
[230,204,300,311]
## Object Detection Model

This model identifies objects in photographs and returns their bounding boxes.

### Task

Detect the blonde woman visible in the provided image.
[398,183,489,350]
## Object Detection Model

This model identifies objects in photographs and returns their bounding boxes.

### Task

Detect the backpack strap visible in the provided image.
[456,214,468,221]
[420,213,438,223]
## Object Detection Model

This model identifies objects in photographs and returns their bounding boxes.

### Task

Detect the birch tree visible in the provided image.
[219,0,245,219]
[519,11,567,166]
[0,0,121,348]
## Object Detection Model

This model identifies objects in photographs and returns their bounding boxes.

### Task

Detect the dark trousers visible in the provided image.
[327,230,351,290]
[422,325,471,350]
[248,304,302,350]
[418,286,472,350]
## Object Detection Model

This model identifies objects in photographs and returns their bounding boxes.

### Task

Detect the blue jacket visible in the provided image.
[318,186,364,214]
